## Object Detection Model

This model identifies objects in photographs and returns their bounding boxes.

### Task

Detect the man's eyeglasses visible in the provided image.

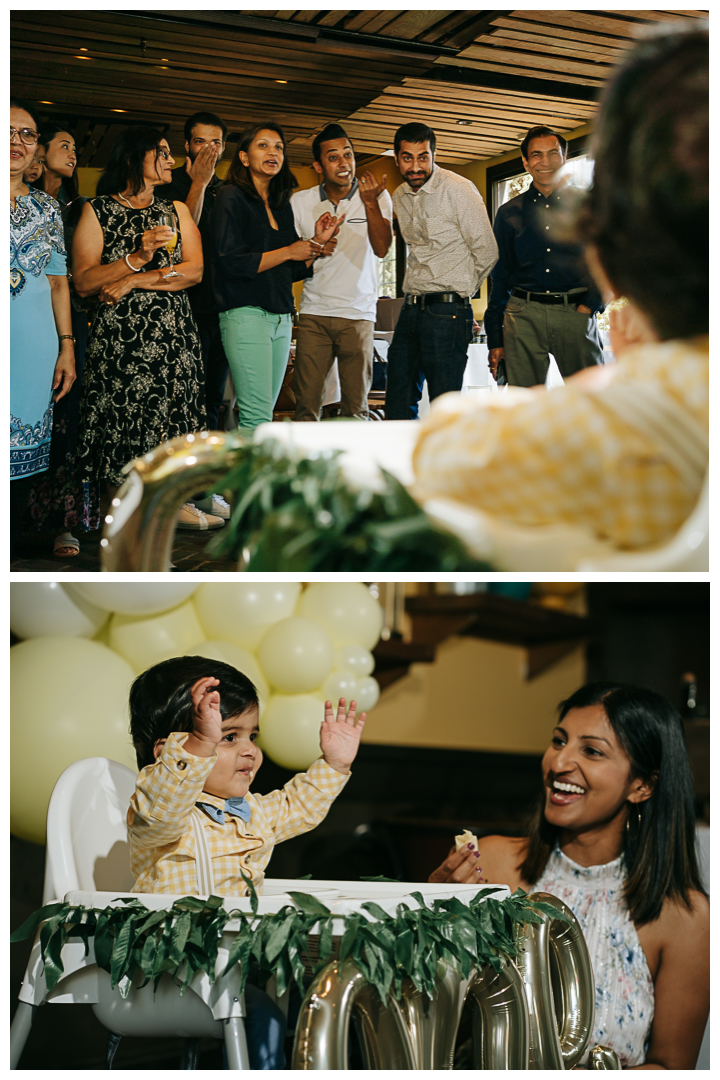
[10,127,39,146]
[157,149,172,160]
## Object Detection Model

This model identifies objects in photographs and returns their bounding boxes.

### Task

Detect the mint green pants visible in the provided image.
[219,306,292,432]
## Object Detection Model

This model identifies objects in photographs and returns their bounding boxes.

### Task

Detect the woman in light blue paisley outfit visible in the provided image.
[431,683,709,1068]
[10,96,75,558]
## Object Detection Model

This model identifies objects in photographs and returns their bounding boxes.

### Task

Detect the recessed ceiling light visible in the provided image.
[75,55,92,60]
[275,79,288,84]
[111,109,127,113]
[39,101,54,104]
[456,119,472,126]
[160,58,170,61]
[80,47,88,51]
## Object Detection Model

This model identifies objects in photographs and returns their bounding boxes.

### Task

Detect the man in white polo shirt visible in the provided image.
[291,124,393,420]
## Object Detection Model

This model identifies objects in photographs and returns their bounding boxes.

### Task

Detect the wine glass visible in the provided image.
[158,211,183,279]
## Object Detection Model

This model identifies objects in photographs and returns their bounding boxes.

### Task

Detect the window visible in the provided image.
[376,233,397,298]
[492,153,594,216]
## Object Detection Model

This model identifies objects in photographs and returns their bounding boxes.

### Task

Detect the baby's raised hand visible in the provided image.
[191,676,223,746]
[320,698,366,775]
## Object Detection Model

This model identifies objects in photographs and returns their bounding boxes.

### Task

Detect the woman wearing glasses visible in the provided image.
[71,127,217,530]
[10,96,75,560]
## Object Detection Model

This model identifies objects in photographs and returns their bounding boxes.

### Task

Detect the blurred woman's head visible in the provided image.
[579,25,708,340]
[33,122,79,199]
[10,96,40,183]
[223,120,297,208]
[96,126,172,197]
[523,681,704,924]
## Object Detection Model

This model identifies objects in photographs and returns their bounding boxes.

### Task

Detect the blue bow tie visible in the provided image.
[196,797,251,825]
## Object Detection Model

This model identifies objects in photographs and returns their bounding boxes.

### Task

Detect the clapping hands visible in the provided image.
[320,697,366,774]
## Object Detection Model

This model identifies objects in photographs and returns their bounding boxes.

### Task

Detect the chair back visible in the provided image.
[43,757,137,903]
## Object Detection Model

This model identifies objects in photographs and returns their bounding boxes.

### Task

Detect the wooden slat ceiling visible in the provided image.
[10,9,706,169]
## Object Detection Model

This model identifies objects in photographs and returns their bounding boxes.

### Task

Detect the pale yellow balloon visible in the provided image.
[11,638,137,844]
[193,583,301,650]
[189,639,270,715]
[334,644,375,678]
[66,582,198,616]
[257,617,334,694]
[355,676,381,713]
[11,582,109,640]
[320,669,358,707]
[109,600,206,674]
[260,694,325,771]
[298,583,383,649]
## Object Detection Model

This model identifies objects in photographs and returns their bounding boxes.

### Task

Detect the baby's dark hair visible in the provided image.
[129,656,259,770]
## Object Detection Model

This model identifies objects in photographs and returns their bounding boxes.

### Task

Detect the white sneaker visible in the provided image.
[176,502,225,531]
[194,493,231,519]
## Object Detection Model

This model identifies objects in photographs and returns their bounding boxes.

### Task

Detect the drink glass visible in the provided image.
[158,211,183,279]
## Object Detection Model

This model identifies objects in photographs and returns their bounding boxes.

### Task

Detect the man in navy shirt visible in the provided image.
[484,125,604,387]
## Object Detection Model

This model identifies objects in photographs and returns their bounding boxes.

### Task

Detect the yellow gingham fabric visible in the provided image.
[412,337,708,550]
[128,732,349,896]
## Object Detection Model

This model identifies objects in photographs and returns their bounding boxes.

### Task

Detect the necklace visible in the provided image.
[117,191,154,210]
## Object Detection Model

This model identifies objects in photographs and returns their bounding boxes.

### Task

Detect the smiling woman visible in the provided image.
[429,682,709,1070]
[210,120,343,432]
[68,126,206,527]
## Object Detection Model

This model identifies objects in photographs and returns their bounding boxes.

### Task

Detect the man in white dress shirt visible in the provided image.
[291,124,393,420]
[386,122,498,419]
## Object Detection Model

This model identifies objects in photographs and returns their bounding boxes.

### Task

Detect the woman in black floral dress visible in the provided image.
[73,127,215,526]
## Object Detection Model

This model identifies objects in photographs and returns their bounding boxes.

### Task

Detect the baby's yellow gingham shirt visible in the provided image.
[128,731,349,896]
[412,337,707,550]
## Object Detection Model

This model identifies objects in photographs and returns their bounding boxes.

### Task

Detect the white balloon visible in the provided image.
[11,638,137,844]
[355,676,380,713]
[298,583,383,649]
[260,694,324,771]
[109,600,206,673]
[320,670,358,707]
[257,617,334,694]
[189,639,270,710]
[194,583,302,650]
[334,644,375,678]
[11,582,108,640]
[66,583,198,616]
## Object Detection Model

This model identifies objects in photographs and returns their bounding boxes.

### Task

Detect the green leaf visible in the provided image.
[169,910,193,965]
[239,871,258,915]
[359,876,401,883]
[10,901,69,943]
[359,901,392,922]
[286,892,331,919]
[264,917,294,965]
[110,915,136,987]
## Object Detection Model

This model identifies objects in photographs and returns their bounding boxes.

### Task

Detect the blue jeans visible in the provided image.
[385,300,473,420]
[219,306,292,433]
[222,983,287,1069]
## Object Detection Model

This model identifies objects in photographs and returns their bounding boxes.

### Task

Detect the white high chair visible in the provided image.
[10,757,251,1070]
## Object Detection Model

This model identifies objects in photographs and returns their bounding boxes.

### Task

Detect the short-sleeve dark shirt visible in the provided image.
[210,185,312,315]
[160,166,221,314]
[484,181,603,349]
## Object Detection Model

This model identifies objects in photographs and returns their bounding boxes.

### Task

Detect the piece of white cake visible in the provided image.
[455,828,478,850]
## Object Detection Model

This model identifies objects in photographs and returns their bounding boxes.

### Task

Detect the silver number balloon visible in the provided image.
[513,891,596,1069]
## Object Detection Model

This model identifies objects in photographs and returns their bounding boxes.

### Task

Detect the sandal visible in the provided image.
[53,531,80,557]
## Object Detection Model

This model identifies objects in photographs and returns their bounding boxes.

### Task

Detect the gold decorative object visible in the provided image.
[514,892,595,1069]
[101,431,247,572]
[292,891,612,1069]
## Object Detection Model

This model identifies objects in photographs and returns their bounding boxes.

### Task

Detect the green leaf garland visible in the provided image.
[206,437,492,571]
[11,888,569,1005]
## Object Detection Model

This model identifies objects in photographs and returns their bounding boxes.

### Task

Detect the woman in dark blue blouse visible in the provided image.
[211,121,342,431]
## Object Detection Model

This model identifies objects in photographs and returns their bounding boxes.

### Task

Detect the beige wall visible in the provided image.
[362,635,586,755]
